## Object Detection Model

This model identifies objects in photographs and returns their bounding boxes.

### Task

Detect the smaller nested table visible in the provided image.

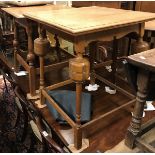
[125,49,155,153]
[1,4,70,98]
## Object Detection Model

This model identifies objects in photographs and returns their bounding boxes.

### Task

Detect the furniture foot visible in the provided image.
[35,99,47,109]
[27,90,39,100]
[68,138,89,153]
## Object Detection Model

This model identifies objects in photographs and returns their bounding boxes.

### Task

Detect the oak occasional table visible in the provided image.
[24,6,155,150]
[1,4,70,98]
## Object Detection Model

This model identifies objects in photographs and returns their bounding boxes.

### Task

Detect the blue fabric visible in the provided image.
[45,90,92,123]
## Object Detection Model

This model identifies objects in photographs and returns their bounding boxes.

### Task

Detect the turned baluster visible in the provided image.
[69,50,90,149]
[125,69,150,148]
[34,24,50,105]
[89,41,97,85]
[54,34,61,62]
[26,20,36,96]
[111,36,118,84]
[131,23,149,54]
[13,18,19,72]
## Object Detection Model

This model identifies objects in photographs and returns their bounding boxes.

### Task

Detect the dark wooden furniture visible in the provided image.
[125,49,155,152]
[72,1,135,10]
[1,4,71,98]
[72,1,121,8]
[14,85,69,153]
[135,1,155,49]
[24,6,155,151]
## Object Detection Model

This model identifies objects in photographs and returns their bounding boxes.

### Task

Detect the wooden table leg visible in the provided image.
[54,34,61,62]
[111,36,118,84]
[131,23,149,54]
[13,18,19,72]
[34,24,50,107]
[69,42,90,150]
[125,69,150,148]
[89,41,97,85]
[39,56,45,104]
[26,20,36,97]
[74,82,82,149]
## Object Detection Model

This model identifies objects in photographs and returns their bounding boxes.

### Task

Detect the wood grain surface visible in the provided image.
[1,4,70,18]
[24,6,155,34]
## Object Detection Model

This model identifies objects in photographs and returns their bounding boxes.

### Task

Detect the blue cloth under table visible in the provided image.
[45,90,92,124]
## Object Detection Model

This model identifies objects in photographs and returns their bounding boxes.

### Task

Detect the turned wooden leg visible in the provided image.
[111,36,118,84]
[39,56,45,104]
[54,34,61,62]
[131,36,149,54]
[89,41,97,85]
[74,82,82,149]
[26,20,36,96]
[69,44,90,149]
[13,19,19,72]
[125,69,150,148]
[34,24,50,106]
[131,23,149,54]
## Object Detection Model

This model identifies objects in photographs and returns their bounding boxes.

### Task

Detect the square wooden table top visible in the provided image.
[1,4,70,19]
[128,49,155,72]
[24,6,155,35]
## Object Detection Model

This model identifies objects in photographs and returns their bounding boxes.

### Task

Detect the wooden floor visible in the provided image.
[3,54,155,153]
[32,67,155,153]
[39,79,155,153]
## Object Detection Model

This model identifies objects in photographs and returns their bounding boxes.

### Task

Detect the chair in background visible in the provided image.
[0,52,68,152]
[14,86,69,153]
[0,54,28,151]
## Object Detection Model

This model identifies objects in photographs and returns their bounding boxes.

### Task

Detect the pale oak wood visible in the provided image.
[24,6,155,150]
[24,6,155,35]
[1,4,70,18]
[1,4,71,97]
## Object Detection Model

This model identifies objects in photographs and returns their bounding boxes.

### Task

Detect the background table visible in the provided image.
[1,4,71,98]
